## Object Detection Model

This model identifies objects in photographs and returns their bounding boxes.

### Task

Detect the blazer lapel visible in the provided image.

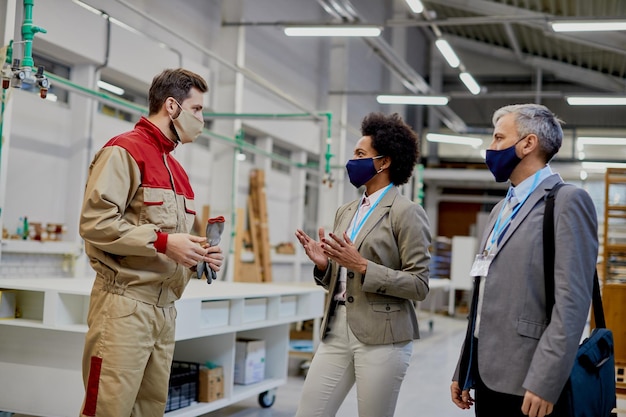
[352,186,397,249]
[496,174,561,251]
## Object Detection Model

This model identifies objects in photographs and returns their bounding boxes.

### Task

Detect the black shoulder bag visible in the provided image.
[544,183,616,417]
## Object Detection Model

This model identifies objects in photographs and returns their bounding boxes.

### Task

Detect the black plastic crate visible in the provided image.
[165,360,199,412]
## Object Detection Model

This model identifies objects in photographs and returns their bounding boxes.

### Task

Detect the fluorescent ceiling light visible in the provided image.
[435,39,460,68]
[97,80,125,96]
[581,161,626,171]
[551,20,626,32]
[376,95,448,105]
[284,25,381,37]
[459,72,481,95]
[426,133,483,148]
[577,137,626,151]
[566,96,626,106]
[405,0,424,14]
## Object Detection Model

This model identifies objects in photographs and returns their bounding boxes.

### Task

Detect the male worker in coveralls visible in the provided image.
[78,68,223,416]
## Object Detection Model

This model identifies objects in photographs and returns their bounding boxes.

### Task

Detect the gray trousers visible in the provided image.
[295,305,412,417]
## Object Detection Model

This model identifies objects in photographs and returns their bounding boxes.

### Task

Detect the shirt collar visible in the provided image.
[510,165,553,203]
[361,185,388,206]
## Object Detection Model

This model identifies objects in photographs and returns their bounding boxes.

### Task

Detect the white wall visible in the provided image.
[0,0,409,279]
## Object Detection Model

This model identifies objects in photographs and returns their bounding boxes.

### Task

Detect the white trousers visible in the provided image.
[295,305,413,417]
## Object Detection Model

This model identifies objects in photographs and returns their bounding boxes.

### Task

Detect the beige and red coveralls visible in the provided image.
[79,117,196,416]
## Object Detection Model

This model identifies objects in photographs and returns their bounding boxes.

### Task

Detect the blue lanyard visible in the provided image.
[349,183,393,241]
[487,171,541,252]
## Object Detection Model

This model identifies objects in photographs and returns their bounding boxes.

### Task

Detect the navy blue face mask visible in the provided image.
[346,156,384,188]
[485,138,525,182]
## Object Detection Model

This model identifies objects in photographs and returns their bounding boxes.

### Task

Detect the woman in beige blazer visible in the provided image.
[294,112,432,417]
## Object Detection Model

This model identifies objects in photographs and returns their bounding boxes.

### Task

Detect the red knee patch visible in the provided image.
[82,356,103,416]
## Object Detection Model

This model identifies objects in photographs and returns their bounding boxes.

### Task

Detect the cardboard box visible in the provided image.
[198,366,224,402]
[0,290,16,319]
[234,338,265,384]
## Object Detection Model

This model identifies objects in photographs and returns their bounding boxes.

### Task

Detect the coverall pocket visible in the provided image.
[140,187,177,231]
[105,294,138,319]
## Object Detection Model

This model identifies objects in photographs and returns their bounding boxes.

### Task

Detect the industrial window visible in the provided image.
[271,144,291,174]
[97,78,147,123]
[239,132,256,163]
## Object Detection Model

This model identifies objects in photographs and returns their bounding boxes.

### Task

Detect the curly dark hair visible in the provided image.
[361,112,419,186]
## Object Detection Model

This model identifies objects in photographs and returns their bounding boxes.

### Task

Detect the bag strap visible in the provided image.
[543,183,606,328]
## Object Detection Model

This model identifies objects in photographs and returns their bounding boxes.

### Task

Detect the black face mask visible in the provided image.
[345,156,384,188]
[485,137,525,182]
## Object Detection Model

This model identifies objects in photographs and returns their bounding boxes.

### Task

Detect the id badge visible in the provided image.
[469,253,495,276]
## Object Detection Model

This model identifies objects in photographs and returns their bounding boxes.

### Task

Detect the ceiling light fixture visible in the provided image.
[551,20,626,32]
[435,39,460,68]
[97,80,125,96]
[581,161,626,171]
[283,25,382,37]
[566,96,626,106]
[459,72,481,95]
[376,95,449,105]
[577,137,626,151]
[426,133,483,148]
[405,0,424,14]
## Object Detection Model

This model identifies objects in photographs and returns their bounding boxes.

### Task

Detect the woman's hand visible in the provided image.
[295,228,328,271]
[321,231,368,275]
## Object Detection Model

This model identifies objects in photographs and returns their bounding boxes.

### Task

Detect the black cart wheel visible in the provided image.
[258,389,276,408]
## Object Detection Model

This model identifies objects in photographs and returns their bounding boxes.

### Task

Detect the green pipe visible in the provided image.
[45,72,340,173]
[46,72,148,115]
[204,111,334,175]
[0,89,6,220]
[20,0,46,69]
[0,42,11,221]
[4,40,12,65]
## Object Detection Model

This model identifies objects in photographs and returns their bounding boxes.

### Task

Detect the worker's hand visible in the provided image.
[521,390,553,417]
[450,381,474,410]
[295,228,328,271]
[321,232,367,275]
[203,245,224,272]
[164,233,209,268]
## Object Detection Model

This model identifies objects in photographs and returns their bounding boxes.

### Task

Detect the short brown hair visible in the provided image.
[148,68,208,115]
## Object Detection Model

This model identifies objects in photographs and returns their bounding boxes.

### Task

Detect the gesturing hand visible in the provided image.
[295,228,328,271]
[321,231,368,275]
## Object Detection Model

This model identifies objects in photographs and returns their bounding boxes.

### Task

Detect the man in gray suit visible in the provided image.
[450,104,598,417]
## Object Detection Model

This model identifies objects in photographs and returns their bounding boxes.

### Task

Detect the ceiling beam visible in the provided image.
[449,35,626,92]
[420,0,626,57]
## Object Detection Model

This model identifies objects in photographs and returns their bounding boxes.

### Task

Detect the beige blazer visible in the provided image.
[314,186,431,345]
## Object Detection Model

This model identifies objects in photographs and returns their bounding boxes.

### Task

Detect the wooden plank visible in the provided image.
[253,169,272,282]
[603,283,626,363]
[233,206,262,283]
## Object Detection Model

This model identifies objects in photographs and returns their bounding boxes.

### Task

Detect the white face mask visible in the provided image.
[171,100,204,144]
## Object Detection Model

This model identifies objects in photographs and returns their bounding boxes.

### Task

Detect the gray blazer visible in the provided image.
[453,174,598,403]
[314,186,431,345]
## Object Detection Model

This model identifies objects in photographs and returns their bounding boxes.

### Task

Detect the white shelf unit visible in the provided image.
[0,239,82,256]
[0,278,325,417]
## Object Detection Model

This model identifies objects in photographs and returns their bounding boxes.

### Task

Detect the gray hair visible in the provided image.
[492,104,564,162]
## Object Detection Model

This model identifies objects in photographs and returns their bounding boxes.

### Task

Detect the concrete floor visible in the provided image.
[201,314,470,417]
